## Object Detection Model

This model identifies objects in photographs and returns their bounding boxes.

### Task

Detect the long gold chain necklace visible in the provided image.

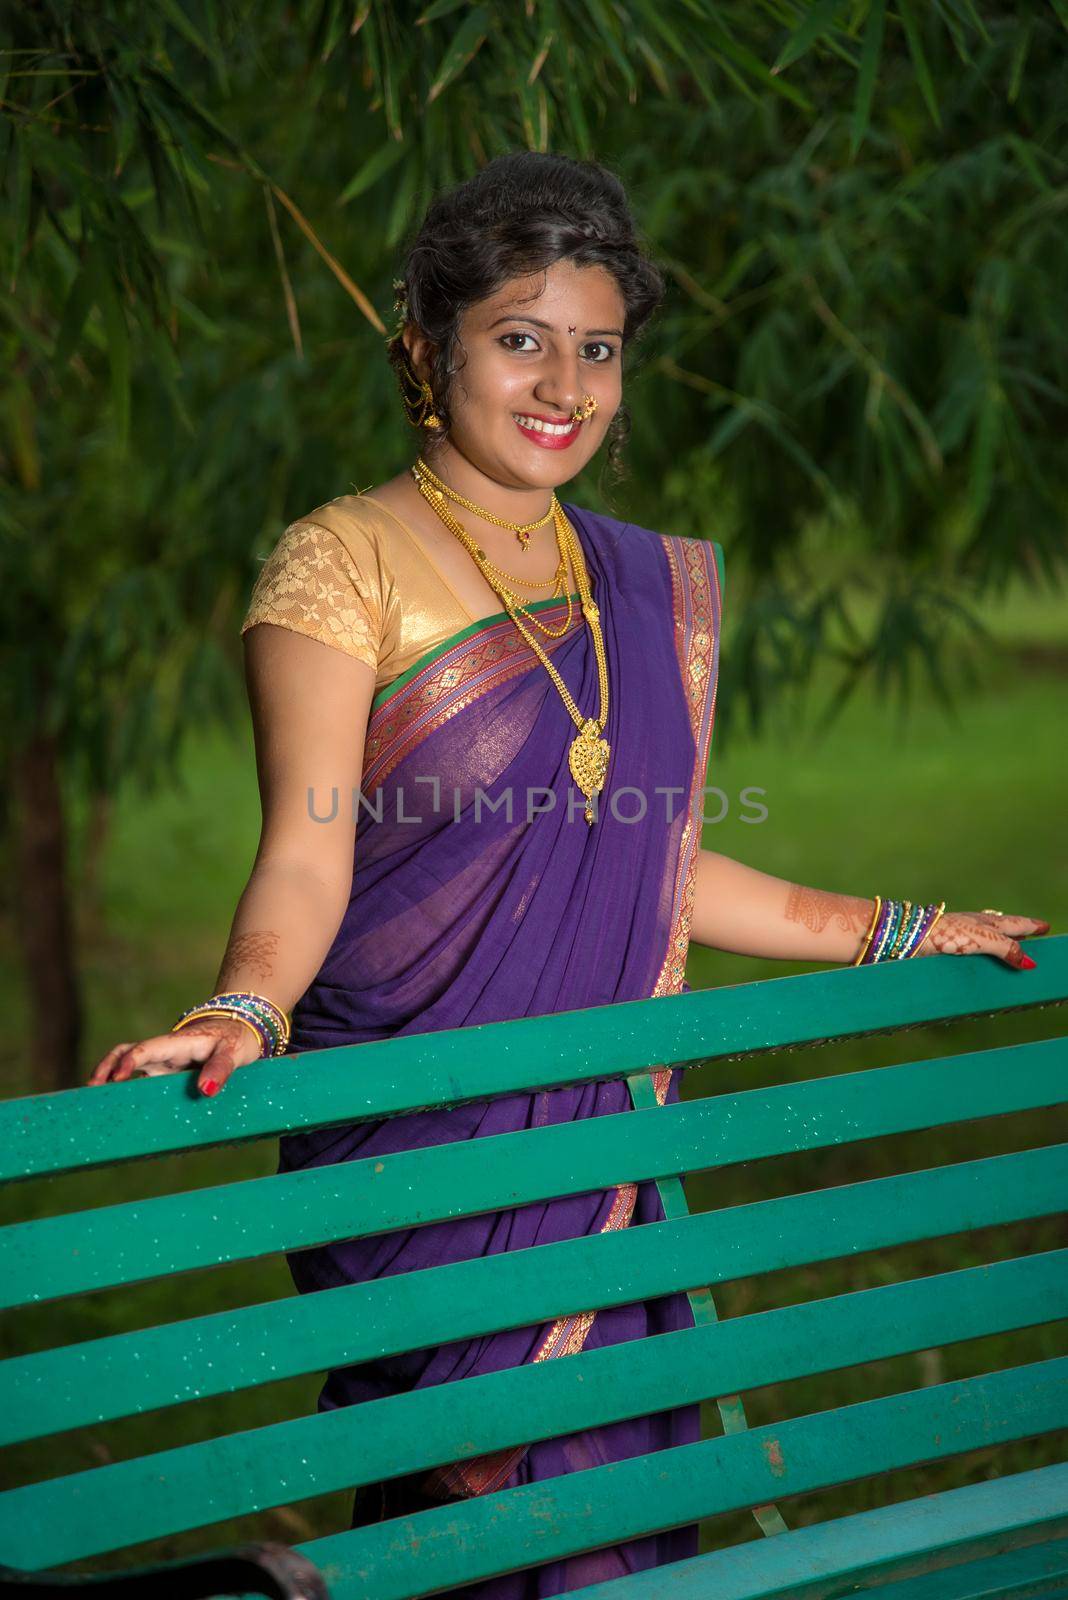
[413,456,554,551]
[410,466,610,823]
[411,460,576,640]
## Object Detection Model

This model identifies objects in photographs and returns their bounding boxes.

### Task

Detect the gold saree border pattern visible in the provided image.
[363,605,579,793]
[651,533,722,1000]
[423,533,723,1502]
[423,1177,637,1500]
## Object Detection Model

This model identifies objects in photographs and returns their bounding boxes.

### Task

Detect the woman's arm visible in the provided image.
[210,623,378,1016]
[89,623,377,1090]
[688,847,1049,969]
[689,848,873,964]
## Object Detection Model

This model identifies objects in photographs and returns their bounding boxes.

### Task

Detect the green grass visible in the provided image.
[1,585,1065,1575]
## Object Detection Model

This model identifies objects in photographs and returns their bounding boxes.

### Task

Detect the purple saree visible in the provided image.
[280,503,723,1596]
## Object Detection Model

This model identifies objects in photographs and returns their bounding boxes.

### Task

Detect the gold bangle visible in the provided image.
[173,991,291,1047]
[171,1010,267,1057]
[853,895,882,967]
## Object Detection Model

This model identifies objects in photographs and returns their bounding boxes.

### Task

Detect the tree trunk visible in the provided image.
[11,728,82,1093]
[80,788,113,933]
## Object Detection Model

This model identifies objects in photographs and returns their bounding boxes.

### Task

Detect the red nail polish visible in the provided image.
[1019,953,1037,970]
[200,1078,220,1097]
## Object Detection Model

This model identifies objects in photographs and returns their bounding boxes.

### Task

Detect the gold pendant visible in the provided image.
[568,718,610,825]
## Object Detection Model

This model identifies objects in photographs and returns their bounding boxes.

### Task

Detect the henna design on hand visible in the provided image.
[785,885,873,936]
[921,910,1047,969]
[218,928,280,984]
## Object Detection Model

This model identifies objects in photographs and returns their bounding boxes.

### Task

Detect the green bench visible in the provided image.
[1,940,1066,1598]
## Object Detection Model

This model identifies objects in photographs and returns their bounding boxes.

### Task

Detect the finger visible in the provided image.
[110,1032,214,1084]
[195,1038,240,1098]
[109,1037,174,1084]
[997,937,1036,971]
[88,1044,136,1087]
[925,916,1029,962]
[984,913,1051,938]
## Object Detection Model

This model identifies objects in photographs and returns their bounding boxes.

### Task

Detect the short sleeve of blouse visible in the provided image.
[240,515,384,670]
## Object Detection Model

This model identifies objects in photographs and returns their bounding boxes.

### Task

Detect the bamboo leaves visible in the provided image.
[897,0,941,128]
[427,5,491,102]
[337,141,408,207]
[1,0,1064,765]
[772,1,848,73]
[851,0,886,155]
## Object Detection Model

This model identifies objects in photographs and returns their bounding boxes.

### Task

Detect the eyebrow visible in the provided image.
[488,314,624,338]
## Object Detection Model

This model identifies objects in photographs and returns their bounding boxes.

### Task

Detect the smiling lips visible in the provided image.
[513,412,583,449]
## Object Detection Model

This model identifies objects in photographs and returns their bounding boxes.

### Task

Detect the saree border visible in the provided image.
[363,600,582,793]
[423,533,723,1501]
[650,534,723,1000]
[369,593,582,716]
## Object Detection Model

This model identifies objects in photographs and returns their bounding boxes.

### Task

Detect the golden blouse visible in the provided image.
[240,493,482,695]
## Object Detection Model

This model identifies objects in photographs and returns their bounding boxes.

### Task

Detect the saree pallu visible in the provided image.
[280,504,723,1597]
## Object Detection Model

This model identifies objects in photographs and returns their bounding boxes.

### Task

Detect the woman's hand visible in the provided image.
[87,1017,264,1096]
[918,910,1050,969]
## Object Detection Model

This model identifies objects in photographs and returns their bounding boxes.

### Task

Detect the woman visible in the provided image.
[89,152,1049,1595]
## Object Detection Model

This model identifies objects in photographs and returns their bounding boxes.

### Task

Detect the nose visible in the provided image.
[533,350,584,418]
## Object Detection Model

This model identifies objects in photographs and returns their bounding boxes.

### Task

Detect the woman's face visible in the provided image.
[406,259,626,492]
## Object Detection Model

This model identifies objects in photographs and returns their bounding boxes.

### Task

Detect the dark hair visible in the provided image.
[387,151,665,487]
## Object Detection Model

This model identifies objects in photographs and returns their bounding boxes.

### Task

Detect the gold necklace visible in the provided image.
[413,457,554,552]
[448,540,568,596]
[411,466,577,640]
[413,478,576,641]
[417,487,610,823]
[410,461,562,592]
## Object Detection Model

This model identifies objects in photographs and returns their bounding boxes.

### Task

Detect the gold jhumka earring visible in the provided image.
[387,279,444,431]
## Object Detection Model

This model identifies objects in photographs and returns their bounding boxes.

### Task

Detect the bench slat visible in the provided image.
[2,1137,1064,1445]
[0,1254,1063,1568]
[552,1470,1068,1600]
[3,945,1063,1180]
[286,1362,1068,1600]
[4,1042,1064,1306]
[826,1539,1068,1600]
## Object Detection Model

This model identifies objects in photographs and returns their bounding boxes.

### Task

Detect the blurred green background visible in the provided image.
[1,0,1066,1577]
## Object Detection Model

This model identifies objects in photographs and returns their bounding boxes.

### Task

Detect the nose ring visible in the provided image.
[570,394,598,423]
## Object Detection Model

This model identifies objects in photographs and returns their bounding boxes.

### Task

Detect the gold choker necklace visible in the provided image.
[411,458,554,552]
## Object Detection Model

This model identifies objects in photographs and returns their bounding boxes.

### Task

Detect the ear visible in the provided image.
[403,325,437,384]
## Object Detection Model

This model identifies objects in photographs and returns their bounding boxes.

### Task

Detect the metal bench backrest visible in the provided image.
[1,942,1065,1597]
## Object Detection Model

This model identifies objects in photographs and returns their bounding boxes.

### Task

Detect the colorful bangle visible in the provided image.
[213,989,290,1046]
[872,898,903,963]
[853,898,947,966]
[171,990,291,1058]
[889,901,922,959]
[911,900,947,957]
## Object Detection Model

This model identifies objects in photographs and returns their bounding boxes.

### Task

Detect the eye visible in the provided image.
[496,331,620,361]
[582,342,618,363]
[498,332,539,353]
